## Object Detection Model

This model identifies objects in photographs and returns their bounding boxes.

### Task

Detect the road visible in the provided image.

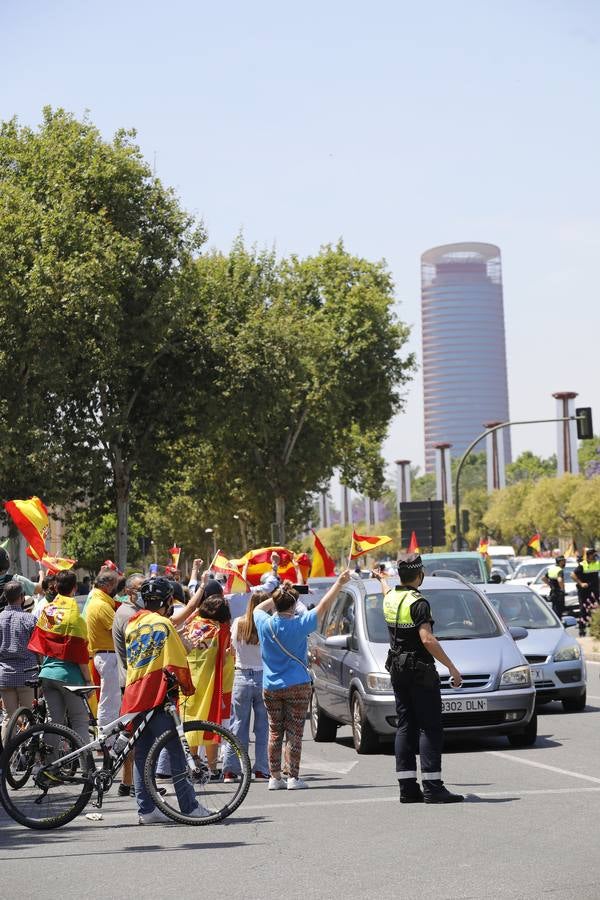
[2,663,600,900]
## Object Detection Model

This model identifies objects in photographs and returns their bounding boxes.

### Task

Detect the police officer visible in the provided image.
[381,553,464,804]
[573,548,600,636]
[543,555,566,618]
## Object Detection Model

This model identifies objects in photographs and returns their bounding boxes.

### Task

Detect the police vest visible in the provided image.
[546,565,562,581]
[383,588,422,629]
[582,560,600,574]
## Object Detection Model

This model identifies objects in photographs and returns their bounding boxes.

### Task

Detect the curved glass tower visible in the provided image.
[421,242,511,472]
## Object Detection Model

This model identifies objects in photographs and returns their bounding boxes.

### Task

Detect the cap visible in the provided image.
[585,546,597,555]
[555,554,566,563]
[397,553,423,574]
[140,576,173,607]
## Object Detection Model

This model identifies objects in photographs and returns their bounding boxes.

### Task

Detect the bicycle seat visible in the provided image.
[63,685,98,696]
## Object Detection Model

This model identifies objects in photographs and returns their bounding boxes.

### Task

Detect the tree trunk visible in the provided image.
[112,449,131,571]
[275,496,286,545]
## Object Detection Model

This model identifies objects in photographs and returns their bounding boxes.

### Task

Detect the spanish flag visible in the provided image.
[350,529,392,560]
[528,534,542,556]
[169,544,181,568]
[310,529,336,577]
[477,537,489,556]
[208,550,250,593]
[28,595,88,664]
[295,552,311,582]
[408,531,420,554]
[26,545,76,575]
[5,496,48,558]
[121,610,194,714]
[210,549,236,574]
[234,546,297,586]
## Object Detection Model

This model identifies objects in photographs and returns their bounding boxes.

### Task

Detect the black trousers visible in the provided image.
[393,671,443,780]
[550,590,565,619]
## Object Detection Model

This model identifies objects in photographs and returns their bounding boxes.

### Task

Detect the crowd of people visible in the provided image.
[0,545,351,824]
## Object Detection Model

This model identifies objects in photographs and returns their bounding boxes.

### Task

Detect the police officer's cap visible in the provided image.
[397,553,423,576]
[555,554,565,563]
[585,546,597,555]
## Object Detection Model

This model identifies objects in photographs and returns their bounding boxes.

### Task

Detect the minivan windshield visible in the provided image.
[513,562,549,579]
[421,557,484,583]
[364,588,502,643]
[487,591,559,629]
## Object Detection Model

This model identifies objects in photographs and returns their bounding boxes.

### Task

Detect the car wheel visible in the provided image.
[351,692,379,754]
[309,690,338,742]
[507,713,538,747]
[562,691,586,713]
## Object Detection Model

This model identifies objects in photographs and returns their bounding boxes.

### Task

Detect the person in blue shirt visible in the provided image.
[254,569,350,791]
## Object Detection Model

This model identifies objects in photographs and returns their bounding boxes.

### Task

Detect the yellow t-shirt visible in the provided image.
[86,588,116,652]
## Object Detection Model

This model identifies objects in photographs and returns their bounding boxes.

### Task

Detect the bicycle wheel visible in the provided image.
[0,723,95,830]
[3,707,36,789]
[144,720,251,825]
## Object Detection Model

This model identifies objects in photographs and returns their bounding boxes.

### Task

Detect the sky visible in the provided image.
[2,0,599,481]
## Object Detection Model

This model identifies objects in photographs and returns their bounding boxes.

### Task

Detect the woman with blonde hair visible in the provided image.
[221,591,269,782]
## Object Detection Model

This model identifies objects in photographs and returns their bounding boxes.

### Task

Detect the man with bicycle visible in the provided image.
[121,577,209,824]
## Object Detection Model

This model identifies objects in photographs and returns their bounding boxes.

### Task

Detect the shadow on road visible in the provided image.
[464,795,519,804]
[0,837,254,861]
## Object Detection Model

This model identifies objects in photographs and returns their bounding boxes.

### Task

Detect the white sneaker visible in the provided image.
[268,777,287,790]
[187,803,212,819]
[287,777,309,791]
[138,807,173,825]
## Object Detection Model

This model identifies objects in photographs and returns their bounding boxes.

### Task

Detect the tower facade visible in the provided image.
[421,242,511,471]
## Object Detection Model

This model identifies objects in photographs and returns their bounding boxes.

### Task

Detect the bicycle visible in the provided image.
[0,669,251,830]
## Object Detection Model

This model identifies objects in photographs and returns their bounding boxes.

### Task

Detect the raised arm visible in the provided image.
[314,570,351,621]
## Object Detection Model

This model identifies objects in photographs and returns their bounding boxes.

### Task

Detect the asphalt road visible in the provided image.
[2,663,600,900]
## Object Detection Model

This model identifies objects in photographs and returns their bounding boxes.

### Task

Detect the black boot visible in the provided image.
[422,779,464,804]
[398,778,424,804]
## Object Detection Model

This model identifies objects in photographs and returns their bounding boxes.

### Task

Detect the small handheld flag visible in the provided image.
[477,537,489,556]
[169,544,181,569]
[527,534,542,555]
[408,531,420,554]
[310,529,336,577]
[4,497,48,558]
[350,529,392,560]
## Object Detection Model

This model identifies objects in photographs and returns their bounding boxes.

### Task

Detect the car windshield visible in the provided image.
[364,588,501,643]
[421,557,483,583]
[532,565,576,584]
[487,591,558,629]
[514,562,549,578]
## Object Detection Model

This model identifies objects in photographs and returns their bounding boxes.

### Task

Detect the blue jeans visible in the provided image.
[134,709,197,815]
[221,669,269,775]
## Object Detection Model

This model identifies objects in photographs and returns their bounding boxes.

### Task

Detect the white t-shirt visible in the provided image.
[231,617,263,670]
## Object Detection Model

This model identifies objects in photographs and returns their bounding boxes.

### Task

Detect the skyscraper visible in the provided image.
[421,242,511,472]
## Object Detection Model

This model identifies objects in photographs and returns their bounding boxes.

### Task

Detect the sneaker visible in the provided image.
[287,777,309,791]
[223,771,239,784]
[268,777,287,790]
[187,803,212,819]
[138,808,173,825]
[254,771,269,781]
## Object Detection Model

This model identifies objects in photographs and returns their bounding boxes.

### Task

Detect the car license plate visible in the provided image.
[530,667,544,682]
[442,697,488,713]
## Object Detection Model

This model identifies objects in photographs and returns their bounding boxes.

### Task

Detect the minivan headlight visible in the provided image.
[366,673,392,692]
[554,644,581,662]
[500,665,531,687]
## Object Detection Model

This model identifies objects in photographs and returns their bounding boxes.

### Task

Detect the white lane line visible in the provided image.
[299,756,358,775]
[587,695,600,701]
[585,659,600,665]
[487,751,600,784]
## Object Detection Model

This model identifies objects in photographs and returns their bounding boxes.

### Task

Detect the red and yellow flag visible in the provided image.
[26,545,76,575]
[169,544,181,568]
[5,496,48,558]
[408,531,420,554]
[294,552,311,582]
[208,550,250,593]
[28,595,88,664]
[528,534,542,555]
[121,610,194,714]
[350,529,392,560]
[477,537,489,556]
[310,529,336,577]
[234,546,296,586]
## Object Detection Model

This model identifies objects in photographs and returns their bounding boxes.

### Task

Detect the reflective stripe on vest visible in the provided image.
[383,588,421,628]
[582,561,600,574]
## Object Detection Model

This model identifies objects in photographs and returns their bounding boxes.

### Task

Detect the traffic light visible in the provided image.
[575,407,594,440]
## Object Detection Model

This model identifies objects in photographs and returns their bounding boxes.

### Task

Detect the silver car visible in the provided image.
[483,583,587,712]
[308,575,537,753]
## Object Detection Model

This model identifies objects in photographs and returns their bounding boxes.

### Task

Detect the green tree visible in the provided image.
[567,477,600,544]
[578,435,600,478]
[0,109,208,567]
[506,451,557,485]
[483,481,535,547]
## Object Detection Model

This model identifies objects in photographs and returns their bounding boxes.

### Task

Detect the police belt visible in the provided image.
[387,650,434,672]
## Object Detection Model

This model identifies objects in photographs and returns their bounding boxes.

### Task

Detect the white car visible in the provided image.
[509,560,554,585]
[530,564,579,613]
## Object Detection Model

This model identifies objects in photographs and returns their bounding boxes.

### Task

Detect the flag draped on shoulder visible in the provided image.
[408,531,420,554]
[121,609,194,714]
[528,534,542,555]
[350,529,392,560]
[28,595,88,664]
[310,529,336,577]
[5,496,48,558]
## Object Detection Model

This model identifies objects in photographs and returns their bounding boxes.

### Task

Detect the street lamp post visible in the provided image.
[205,527,217,558]
[454,415,587,551]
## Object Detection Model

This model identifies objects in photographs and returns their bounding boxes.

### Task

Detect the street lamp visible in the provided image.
[205,527,217,558]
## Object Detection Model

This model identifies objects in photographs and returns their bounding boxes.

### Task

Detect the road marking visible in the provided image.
[587,695,600,701]
[585,659,600,665]
[487,751,600,785]
[299,756,358,775]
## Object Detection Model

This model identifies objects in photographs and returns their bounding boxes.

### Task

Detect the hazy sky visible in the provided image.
[2,0,599,478]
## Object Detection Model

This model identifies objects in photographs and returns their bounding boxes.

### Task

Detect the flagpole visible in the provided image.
[208,549,220,572]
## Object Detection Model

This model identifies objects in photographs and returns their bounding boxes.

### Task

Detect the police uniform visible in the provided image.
[574,552,600,636]
[383,556,462,804]
[546,560,565,618]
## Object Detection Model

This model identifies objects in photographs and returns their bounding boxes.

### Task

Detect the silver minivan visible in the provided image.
[308,575,537,753]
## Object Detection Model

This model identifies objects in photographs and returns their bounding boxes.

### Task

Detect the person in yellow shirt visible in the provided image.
[86,570,121,731]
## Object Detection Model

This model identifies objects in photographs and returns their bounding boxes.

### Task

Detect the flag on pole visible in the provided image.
[169,544,181,568]
[234,547,296,586]
[210,550,237,574]
[4,496,48,558]
[208,550,250,593]
[408,531,420,554]
[26,545,77,575]
[477,537,489,556]
[527,534,542,555]
[294,552,311,583]
[310,529,336,577]
[350,529,392,560]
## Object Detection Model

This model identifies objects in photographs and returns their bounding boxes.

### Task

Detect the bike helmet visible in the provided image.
[140,576,174,607]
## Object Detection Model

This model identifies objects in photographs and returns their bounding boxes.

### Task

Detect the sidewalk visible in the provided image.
[577,635,600,662]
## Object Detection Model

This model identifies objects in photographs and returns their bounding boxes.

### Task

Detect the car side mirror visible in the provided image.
[561,615,577,629]
[325,634,350,650]
[508,626,528,641]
